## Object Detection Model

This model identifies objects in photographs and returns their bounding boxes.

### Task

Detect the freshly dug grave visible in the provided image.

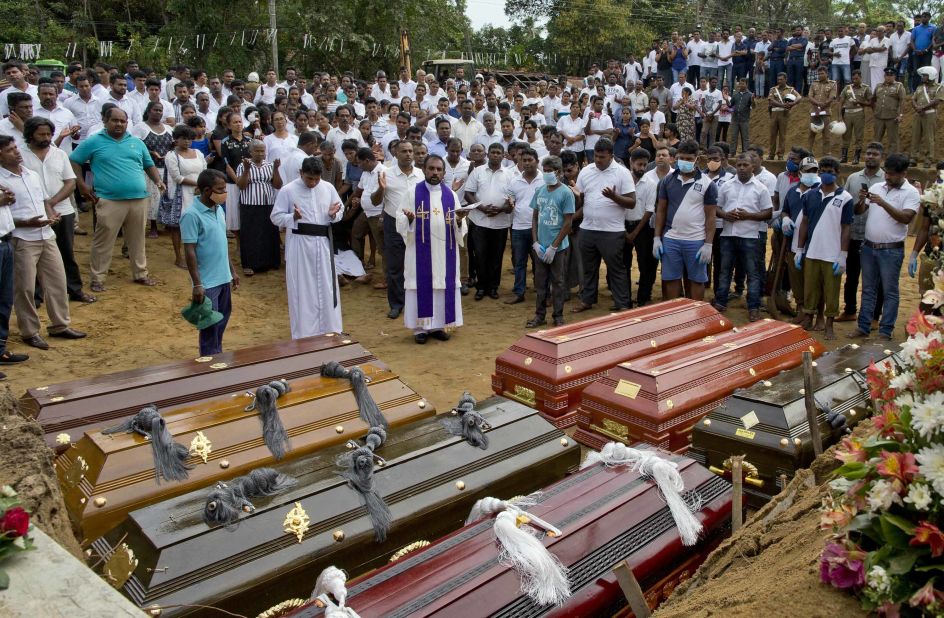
[654,439,866,617]
[0,387,82,559]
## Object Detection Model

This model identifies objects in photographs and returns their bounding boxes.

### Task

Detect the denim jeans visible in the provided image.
[787,61,805,92]
[715,236,761,310]
[769,60,785,82]
[199,283,232,356]
[857,245,904,337]
[830,64,851,90]
[719,63,734,89]
[510,228,532,298]
[0,239,13,355]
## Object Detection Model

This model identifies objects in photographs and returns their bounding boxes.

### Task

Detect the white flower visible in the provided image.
[830,477,855,494]
[900,331,943,364]
[0,485,15,498]
[917,444,944,498]
[895,392,915,409]
[890,371,915,391]
[905,483,933,511]
[868,479,904,512]
[867,565,891,594]
[911,392,944,439]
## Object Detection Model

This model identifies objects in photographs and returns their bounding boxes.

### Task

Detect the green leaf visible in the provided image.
[887,548,923,574]
[883,513,918,535]
[880,515,914,548]
[835,461,871,480]
[916,564,944,572]
[864,439,903,452]
[0,569,8,591]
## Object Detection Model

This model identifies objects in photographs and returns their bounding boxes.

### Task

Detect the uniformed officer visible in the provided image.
[767,72,801,160]
[838,69,871,164]
[911,65,944,167]
[871,68,905,154]
[807,66,837,156]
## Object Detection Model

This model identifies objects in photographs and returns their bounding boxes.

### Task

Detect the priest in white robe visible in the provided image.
[397,154,468,344]
[271,157,344,338]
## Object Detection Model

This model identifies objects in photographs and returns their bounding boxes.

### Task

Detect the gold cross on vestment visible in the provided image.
[444,209,456,249]
[415,200,429,243]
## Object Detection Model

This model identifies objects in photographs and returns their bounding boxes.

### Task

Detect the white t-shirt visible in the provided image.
[463,164,512,229]
[890,30,911,60]
[805,189,854,263]
[717,41,734,66]
[576,161,636,232]
[356,166,385,217]
[829,36,855,65]
[864,180,920,243]
[662,171,718,241]
[718,176,773,238]
[702,42,720,68]
[556,114,585,151]
[505,173,545,230]
[686,39,706,67]
[670,82,696,104]
[640,110,666,135]
[20,145,77,217]
[583,112,613,151]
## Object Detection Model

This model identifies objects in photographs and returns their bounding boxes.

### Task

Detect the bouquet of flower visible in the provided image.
[0,485,34,590]
[820,310,944,615]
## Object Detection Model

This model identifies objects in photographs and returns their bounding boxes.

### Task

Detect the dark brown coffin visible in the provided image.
[90,397,580,617]
[22,334,370,453]
[573,319,826,453]
[57,361,434,544]
[491,299,732,428]
[282,448,731,618]
[689,343,903,507]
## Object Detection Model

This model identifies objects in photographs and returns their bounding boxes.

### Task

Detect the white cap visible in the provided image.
[247,71,260,83]
[918,65,938,82]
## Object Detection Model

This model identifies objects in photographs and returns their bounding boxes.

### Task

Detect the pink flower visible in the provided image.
[835,437,867,464]
[911,522,944,558]
[876,451,919,485]
[907,310,942,336]
[819,542,865,589]
[909,580,944,607]
[866,360,898,402]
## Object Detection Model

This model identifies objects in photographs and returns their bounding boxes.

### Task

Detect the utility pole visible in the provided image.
[268,0,279,75]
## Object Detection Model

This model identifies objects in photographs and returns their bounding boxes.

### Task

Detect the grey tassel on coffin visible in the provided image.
[203,467,298,526]
[321,361,389,429]
[440,391,490,449]
[336,426,391,541]
[246,379,291,460]
[102,404,192,483]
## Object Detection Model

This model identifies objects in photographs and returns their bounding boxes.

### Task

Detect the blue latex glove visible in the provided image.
[653,237,663,260]
[772,217,782,232]
[909,251,919,278]
[532,242,545,259]
[543,245,557,264]
[832,250,848,276]
[781,216,794,237]
[696,242,713,265]
[794,249,804,270]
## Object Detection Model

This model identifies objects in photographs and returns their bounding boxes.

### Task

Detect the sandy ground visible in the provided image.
[2,207,921,412]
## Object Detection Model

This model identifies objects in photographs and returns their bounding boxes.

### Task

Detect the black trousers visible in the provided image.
[382,212,405,311]
[622,221,657,305]
[580,229,631,309]
[471,223,508,293]
[51,213,84,298]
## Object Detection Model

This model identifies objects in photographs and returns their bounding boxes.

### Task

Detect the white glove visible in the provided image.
[532,242,545,259]
[833,250,848,276]
[543,245,557,263]
[652,236,663,260]
[781,216,794,236]
[696,242,713,265]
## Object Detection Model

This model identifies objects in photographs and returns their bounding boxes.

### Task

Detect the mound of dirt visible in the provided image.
[0,387,82,559]
[654,436,867,618]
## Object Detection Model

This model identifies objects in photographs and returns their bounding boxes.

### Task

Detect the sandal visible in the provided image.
[90,282,106,293]
[243,268,255,277]
[133,277,159,286]
[571,302,593,314]
[71,292,97,304]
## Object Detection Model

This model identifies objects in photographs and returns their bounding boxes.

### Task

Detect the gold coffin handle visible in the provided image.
[709,461,765,488]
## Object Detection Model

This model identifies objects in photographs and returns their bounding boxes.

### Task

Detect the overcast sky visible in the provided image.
[466,0,513,29]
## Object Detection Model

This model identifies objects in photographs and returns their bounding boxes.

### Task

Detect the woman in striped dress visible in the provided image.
[235,140,280,276]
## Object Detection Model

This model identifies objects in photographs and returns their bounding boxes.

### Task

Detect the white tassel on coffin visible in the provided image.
[582,442,703,546]
[465,495,570,607]
[310,566,360,618]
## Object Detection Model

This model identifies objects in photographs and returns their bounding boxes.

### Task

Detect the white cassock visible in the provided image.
[397,182,468,333]
[271,178,344,339]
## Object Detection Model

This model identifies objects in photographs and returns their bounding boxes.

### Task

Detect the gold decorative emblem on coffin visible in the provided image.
[589,418,629,443]
[504,384,536,406]
[103,542,138,589]
[63,455,89,487]
[189,431,212,464]
[390,540,431,562]
[283,502,310,543]
[256,598,307,618]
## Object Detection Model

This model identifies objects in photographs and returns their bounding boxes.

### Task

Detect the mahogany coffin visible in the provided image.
[90,397,580,617]
[22,334,372,453]
[57,361,434,544]
[491,299,732,428]
[573,319,826,453]
[283,448,732,618]
[689,343,902,507]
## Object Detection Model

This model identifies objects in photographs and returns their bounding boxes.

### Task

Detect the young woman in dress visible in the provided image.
[220,112,253,250]
[133,101,174,238]
[163,124,207,268]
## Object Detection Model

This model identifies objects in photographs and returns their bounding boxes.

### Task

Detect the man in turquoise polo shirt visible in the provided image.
[180,169,238,355]
[69,106,164,292]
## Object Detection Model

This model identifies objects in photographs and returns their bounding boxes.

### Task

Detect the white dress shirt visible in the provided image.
[0,165,53,241]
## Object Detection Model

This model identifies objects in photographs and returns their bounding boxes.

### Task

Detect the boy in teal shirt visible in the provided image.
[528,155,575,328]
[180,169,239,355]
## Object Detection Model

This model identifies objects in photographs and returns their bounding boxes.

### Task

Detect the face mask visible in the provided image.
[209,191,228,205]
[786,159,799,173]
[542,171,558,185]
[706,160,722,172]
[677,160,695,174]
[801,173,818,186]
[820,172,837,186]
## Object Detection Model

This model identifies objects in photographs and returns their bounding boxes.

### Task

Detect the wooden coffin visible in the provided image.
[689,343,903,508]
[90,397,580,617]
[492,299,732,428]
[573,319,826,453]
[22,334,372,453]
[57,361,435,544]
[281,448,731,618]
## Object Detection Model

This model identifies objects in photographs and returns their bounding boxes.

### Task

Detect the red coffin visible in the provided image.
[491,299,732,428]
[573,319,826,452]
[283,449,731,618]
